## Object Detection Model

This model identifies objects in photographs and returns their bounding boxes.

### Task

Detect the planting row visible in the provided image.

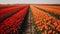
[30,5,60,34]
[33,5,60,15]
[0,6,28,34]
[0,5,23,9]
[0,5,27,20]
[35,5,60,9]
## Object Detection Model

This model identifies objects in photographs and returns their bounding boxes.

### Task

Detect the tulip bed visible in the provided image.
[0,4,60,34]
[0,5,27,20]
[33,5,60,15]
[0,5,28,34]
[30,5,60,34]
[0,5,17,9]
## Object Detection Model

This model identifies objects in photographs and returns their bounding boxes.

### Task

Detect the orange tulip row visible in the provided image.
[35,5,60,9]
[30,5,60,34]
[33,5,60,15]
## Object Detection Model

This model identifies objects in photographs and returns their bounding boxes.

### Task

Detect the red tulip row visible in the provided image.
[30,5,60,34]
[0,5,15,9]
[0,5,21,9]
[0,5,26,20]
[0,6,28,34]
[33,5,60,15]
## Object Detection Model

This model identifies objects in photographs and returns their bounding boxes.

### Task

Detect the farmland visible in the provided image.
[0,4,60,34]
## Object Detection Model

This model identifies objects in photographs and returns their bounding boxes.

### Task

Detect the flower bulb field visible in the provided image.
[0,4,60,34]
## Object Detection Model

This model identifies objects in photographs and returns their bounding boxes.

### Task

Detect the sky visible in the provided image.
[0,0,60,4]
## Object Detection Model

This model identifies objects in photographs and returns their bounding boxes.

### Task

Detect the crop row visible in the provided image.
[0,6,28,34]
[35,5,60,9]
[33,5,60,15]
[30,5,60,34]
[0,5,27,20]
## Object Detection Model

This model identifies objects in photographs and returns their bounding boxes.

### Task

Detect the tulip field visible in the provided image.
[0,4,60,34]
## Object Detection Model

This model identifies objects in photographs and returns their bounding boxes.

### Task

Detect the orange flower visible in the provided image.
[30,5,60,33]
[57,20,60,25]
[52,31,55,34]
[42,32,45,34]
[53,22,58,27]
[37,26,43,31]
[48,30,52,34]
[44,25,49,30]
[56,25,60,32]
